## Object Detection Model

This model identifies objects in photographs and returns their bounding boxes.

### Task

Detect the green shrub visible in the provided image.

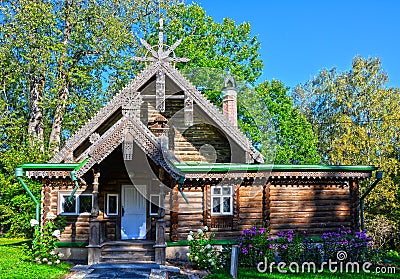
[23,217,66,265]
[187,226,222,270]
[238,226,274,267]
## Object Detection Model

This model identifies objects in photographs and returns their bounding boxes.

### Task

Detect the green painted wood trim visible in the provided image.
[175,163,376,173]
[19,158,89,171]
[167,240,236,246]
[56,242,88,248]
[20,163,80,170]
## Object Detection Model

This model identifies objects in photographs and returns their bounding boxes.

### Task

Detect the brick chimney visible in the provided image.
[221,75,238,127]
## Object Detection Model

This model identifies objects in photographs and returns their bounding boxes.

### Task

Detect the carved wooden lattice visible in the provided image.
[184,91,193,126]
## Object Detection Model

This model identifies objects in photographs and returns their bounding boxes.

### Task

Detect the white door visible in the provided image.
[121,185,147,239]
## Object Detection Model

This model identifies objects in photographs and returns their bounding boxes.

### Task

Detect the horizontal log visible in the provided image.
[62,229,90,234]
[270,211,350,218]
[239,197,263,203]
[270,186,348,190]
[270,189,349,194]
[271,216,350,224]
[270,222,351,230]
[239,208,263,214]
[239,200,263,206]
[270,201,350,207]
[270,206,350,212]
[178,215,204,222]
[238,212,263,218]
[269,195,350,201]
[270,227,350,236]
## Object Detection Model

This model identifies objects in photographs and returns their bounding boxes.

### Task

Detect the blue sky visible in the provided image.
[188,0,400,89]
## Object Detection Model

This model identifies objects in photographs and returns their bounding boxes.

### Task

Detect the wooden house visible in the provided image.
[18,21,376,264]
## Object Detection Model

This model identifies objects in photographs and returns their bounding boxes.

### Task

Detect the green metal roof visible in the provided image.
[19,158,89,171]
[175,163,376,173]
[17,161,376,173]
[19,163,80,170]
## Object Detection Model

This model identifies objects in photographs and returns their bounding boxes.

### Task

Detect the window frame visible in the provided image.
[58,192,93,216]
[149,194,161,216]
[106,194,119,216]
[211,186,233,216]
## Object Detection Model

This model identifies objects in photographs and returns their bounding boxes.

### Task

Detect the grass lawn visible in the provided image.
[0,238,71,279]
[208,266,398,278]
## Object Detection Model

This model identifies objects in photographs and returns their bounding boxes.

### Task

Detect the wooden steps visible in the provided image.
[100,240,155,263]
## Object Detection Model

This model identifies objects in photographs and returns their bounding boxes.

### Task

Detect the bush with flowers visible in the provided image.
[23,215,66,265]
[238,226,274,267]
[237,226,381,267]
[187,226,221,270]
[272,229,304,263]
[320,227,379,262]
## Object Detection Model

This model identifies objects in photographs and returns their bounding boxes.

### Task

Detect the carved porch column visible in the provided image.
[88,169,102,265]
[154,209,167,265]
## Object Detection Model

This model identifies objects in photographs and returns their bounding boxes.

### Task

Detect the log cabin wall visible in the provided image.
[268,181,354,235]
[41,178,92,243]
[143,99,232,163]
[171,179,358,241]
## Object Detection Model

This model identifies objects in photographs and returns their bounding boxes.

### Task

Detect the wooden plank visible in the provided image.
[271,216,350,224]
[269,195,350,201]
[238,212,263,218]
[270,206,350,212]
[239,208,263,213]
[270,186,347,190]
[270,201,350,207]
[270,222,351,230]
[270,211,350,218]
[270,189,349,195]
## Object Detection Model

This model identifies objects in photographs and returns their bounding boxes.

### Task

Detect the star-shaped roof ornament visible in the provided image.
[132,18,190,64]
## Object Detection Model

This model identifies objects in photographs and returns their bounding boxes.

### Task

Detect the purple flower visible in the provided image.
[303,231,307,235]
[282,245,288,250]
[277,232,285,237]
[259,251,263,255]
[242,248,248,254]
[249,244,253,248]
[288,237,293,243]
[259,228,265,234]
[269,244,273,249]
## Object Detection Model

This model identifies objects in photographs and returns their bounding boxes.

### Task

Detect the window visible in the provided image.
[59,193,93,215]
[106,194,118,216]
[211,186,233,215]
[150,194,160,216]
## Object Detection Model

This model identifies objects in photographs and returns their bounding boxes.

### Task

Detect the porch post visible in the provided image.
[88,170,101,265]
[154,209,167,265]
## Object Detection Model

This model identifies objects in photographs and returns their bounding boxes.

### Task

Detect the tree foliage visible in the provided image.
[0,1,319,236]
[294,57,400,243]
[244,80,320,164]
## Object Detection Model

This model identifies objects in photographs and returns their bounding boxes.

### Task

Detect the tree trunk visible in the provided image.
[28,74,45,152]
[49,0,72,155]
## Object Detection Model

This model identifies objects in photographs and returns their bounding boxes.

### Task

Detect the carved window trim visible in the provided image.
[58,191,93,216]
[106,194,119,216]
[211,186,233,216]
[150,194,161,216]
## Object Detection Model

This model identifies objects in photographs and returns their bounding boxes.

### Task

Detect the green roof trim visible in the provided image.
[167,239,236,247]
[56,241,88,248]
[175,163,376,173]
[19,158,90,171]
[19,163,80,170]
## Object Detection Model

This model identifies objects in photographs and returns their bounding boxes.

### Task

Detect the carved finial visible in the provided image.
[223,74,236,88]
[89,133,100,144]
[159,18,164,31]
[132,19,190,64]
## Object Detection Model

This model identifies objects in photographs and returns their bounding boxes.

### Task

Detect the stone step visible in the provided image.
[102,246,154,253]
[100,241,156,264]
[100,254,155,263]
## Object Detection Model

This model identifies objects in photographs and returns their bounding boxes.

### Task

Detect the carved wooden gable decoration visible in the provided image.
[49,19,263,180]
